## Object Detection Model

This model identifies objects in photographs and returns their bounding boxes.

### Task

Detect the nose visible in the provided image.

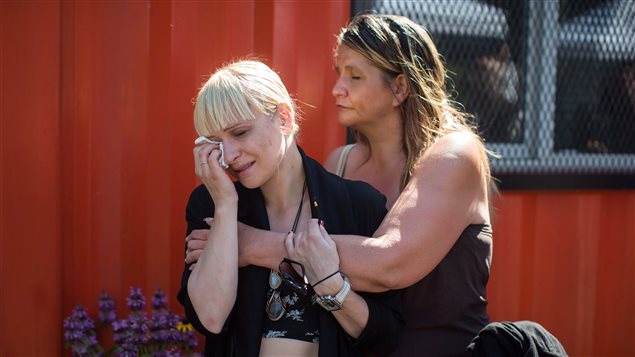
[332,76,346,98]
[221,141,240,166]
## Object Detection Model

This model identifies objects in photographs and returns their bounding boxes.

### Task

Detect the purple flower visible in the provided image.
[118,342,139,356]
[98,292,116,324]
[150,311,171,344]
[127,286,146,311]
[153,349,181,357]
[129,312,150,344]
[63,306,102,356]
[63,306,93,342]
[64,288,196,355]
[175,318,198,350]
[113,317,140,355]
[112,319,129,345]
[152,289,168,310]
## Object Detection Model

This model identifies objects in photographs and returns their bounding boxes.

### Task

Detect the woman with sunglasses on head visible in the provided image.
[187,14,494,356]
[309,14,493,356]
[177,59,403,357]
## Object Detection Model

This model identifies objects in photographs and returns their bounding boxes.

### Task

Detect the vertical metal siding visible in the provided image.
[489,191,635,355]
[1,1,63,354]
[1,0,348,354]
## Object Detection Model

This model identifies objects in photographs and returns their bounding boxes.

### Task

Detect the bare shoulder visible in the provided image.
[415,130,486,188]
[422,131,484,167]
[427,130,483,159]
[324,145,348,173]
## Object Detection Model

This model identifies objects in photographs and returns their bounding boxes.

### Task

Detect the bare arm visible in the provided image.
[334,132,490,291]
[187,205,238,333]
[186,143,239,333]
[197,133,489,292]
[184,213,286,270]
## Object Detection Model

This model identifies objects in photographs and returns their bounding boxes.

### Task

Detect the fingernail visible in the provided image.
[319,220,325,227]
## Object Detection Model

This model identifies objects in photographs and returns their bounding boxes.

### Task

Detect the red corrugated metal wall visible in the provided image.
[1,1,348,354]
[1,1,633,356]
[488,191,635,355]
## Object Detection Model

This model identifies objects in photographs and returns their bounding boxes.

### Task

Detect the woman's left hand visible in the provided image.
[285,219,340,285]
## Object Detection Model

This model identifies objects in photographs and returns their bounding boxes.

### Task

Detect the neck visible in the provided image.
[355,111,405,168]
[260,142,306,211]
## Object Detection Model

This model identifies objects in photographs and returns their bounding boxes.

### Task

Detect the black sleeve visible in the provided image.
[354,289,405,356]
[345,181,405,355]
[176,185,223,337]
[346,180,388,237]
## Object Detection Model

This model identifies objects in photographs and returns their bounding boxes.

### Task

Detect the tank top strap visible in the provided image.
[334,144,355,178]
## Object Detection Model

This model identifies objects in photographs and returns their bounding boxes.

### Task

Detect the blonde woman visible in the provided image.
[178,59,403,357]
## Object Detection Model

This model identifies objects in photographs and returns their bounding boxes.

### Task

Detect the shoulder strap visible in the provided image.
[334,144,355,178]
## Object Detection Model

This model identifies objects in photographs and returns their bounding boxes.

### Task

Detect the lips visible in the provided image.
[232,162,254,176]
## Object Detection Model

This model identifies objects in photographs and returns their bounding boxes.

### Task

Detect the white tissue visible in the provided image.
[194,136,229,169]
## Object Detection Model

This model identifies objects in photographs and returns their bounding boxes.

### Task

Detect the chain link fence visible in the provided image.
[352,0,635,177]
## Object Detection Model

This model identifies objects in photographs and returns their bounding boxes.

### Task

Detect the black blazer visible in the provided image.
[178,147,404,356]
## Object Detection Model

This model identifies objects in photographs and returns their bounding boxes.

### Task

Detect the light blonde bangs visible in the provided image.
[194,70,257,137]
[193,60,299,137]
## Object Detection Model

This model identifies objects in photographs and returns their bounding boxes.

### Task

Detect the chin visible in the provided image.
[338,116,358,128]
[237,175,267,190]
[237,179,259,189]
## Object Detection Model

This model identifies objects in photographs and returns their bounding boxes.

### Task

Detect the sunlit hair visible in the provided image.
[337,14,491,191]
[194,60,298,137]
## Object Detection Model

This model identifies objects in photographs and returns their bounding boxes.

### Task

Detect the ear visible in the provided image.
[277,103,294,134]
[391,74,409,107]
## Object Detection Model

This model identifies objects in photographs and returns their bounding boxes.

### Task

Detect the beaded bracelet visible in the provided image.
[312,270,340,288]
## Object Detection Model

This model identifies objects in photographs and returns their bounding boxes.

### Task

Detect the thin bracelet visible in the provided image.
[312,270,340,288]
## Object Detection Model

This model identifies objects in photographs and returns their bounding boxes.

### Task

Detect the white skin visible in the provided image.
[186,104,370,347]
[186,46,491,293]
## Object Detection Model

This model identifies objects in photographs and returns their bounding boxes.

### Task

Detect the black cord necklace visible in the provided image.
[291,179,307,233]
[266,178,308,321]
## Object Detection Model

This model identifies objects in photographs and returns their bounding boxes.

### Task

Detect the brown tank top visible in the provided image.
[391,224,492,357]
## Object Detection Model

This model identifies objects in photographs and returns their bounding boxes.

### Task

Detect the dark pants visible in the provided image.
[468,321,567,357]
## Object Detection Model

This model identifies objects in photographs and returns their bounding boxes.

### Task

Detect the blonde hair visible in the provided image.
[194,60,298,136]
[337,14,491,191]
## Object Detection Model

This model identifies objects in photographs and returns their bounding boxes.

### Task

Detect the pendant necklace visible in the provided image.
[266,179,307,321]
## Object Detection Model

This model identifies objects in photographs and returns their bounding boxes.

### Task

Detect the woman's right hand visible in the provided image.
[194,142,237,205]
[185,226,210,268]
[286,219,340,286]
